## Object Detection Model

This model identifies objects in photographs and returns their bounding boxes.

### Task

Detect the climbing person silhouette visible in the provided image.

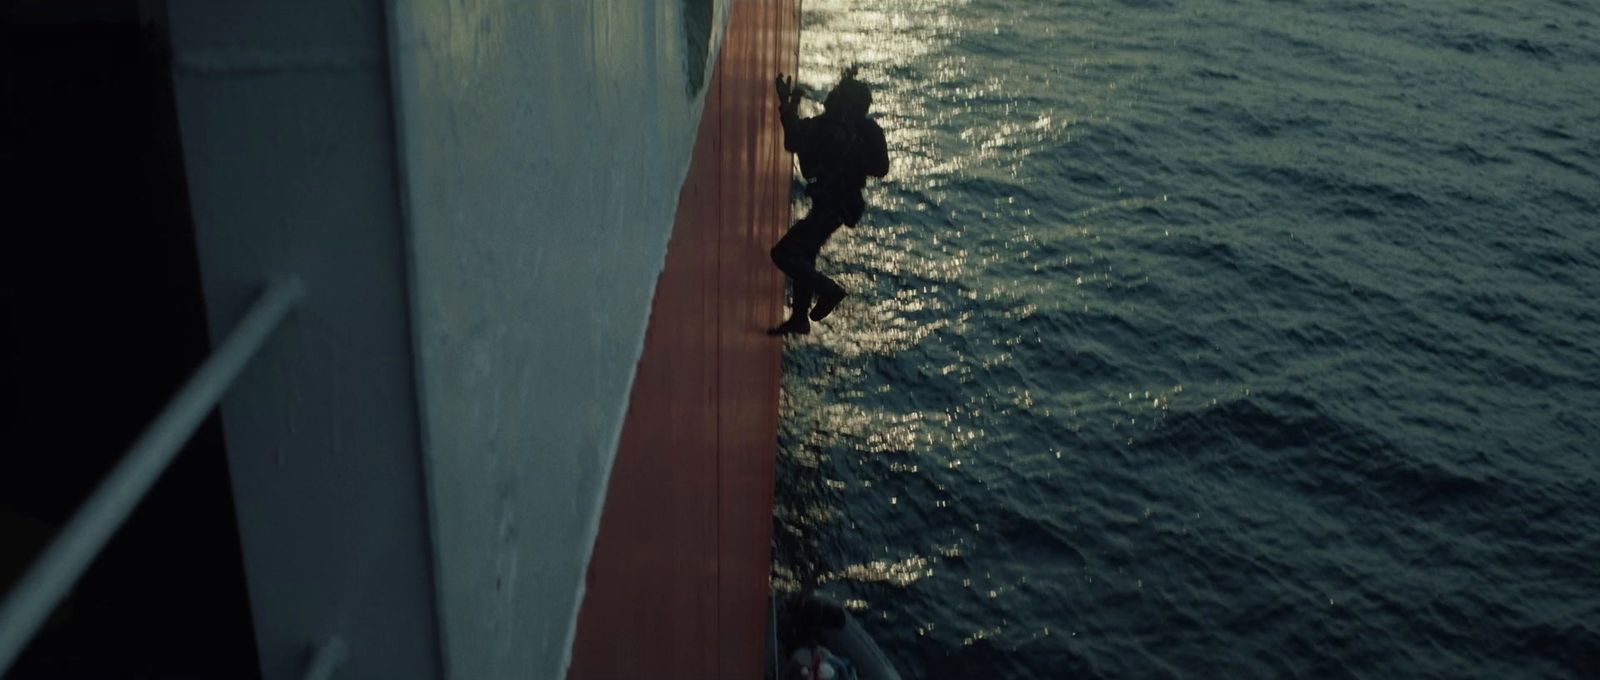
[768,66,889,335]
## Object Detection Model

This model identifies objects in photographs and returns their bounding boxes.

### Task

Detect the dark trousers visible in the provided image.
[770,201,845,317]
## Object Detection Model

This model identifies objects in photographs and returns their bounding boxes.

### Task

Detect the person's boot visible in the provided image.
[767,315,811,336]
[809,281,848,322]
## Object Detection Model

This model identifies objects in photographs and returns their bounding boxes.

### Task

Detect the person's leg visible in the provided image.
[771,216,827,281]
[768,246,817,335]
[769,204,850,331]
[807,272,847,322]
[790,276,815,320]
[769,210,829,333]
[795,203,847,322]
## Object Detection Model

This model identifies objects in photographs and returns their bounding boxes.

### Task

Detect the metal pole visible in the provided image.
[302,637,348,680]
[0,277,305,676]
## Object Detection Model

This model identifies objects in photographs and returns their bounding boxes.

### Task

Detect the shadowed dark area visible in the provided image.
[682,0,713,95]
[0,2,260,677]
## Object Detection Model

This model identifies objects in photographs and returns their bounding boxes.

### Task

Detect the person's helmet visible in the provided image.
[824,66,871,119]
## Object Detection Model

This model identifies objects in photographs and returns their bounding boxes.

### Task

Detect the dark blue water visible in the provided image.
[772,1,1600,677]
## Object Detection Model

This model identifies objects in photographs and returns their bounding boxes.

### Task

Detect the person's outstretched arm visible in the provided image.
[775,73,813,153]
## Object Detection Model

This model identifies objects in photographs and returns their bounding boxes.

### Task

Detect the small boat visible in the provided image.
[772,595,903,680]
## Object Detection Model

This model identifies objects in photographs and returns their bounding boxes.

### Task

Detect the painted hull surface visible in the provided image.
[570,1,799,678]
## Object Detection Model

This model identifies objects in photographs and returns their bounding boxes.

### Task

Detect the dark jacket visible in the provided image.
[780,101,889,226]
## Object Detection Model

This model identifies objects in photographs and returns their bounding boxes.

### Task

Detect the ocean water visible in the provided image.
[771,1,1600,678]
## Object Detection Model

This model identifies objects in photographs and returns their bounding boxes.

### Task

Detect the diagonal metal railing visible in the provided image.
[0,277,305,677]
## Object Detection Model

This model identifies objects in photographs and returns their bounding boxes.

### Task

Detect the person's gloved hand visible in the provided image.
[775,73,804,107]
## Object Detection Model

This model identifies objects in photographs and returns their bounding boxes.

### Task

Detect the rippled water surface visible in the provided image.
[772,1,1600,677]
